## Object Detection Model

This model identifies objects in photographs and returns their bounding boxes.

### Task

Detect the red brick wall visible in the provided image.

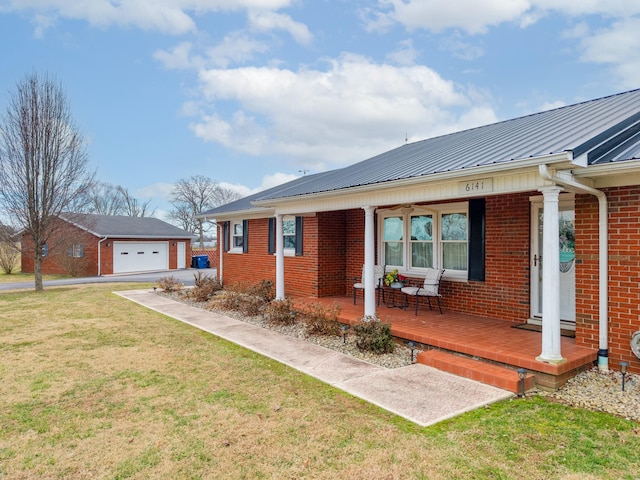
[441,192,532,322]
[21,223,100,276]
[576,186,640,373]
[220,213,349,297]
[317,211,347,296]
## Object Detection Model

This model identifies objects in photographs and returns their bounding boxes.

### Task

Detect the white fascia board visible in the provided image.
[252,151,574,210]
[198,207,276,222]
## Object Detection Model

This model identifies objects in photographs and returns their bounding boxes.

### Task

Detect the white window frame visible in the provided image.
[282,216,296,256]
[229,220,244,253]
[378,202,469,281]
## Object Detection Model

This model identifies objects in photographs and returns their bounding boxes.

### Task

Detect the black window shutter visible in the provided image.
[268,218,275,254]
[242,219,248,253]
[295,216,303,256]
[223,221,230,252]
[468,198,485,281]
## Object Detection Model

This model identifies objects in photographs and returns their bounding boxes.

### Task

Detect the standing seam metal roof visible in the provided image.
[201,88,640,216]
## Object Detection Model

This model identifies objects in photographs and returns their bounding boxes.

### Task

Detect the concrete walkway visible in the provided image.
[116,289,513,427]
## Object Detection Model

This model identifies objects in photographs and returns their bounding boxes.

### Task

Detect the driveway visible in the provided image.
[0,268,215,291]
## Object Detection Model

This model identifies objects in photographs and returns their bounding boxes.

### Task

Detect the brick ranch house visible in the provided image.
[199,89,640,379]
[21,213,195,276]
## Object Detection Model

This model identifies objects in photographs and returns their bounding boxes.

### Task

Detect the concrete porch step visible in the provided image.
[417,349,535,394]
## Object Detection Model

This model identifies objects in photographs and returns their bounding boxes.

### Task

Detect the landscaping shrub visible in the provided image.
[297,301,341,336]
[209,280,273,316]
[0,242,19,274]
[191,271,222,302]
[261,298,296,325]
[157,275,184,293]
[353,317,395,354]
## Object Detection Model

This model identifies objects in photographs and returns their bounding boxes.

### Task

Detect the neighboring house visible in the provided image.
[21,213,195,276]
[198,89,640,375]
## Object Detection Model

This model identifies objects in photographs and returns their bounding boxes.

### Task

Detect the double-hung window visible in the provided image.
[282,217,297,252]
[227,220,248,253]
[379,203,469,280]
[268,216,304,256]
[67,244,84,258]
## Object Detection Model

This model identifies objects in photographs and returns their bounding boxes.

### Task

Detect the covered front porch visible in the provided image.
[294,295,597,392]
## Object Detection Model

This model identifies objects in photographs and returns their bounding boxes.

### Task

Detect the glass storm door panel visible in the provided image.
[531,202,576,324]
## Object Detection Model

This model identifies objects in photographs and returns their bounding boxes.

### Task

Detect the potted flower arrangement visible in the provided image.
[384,269,406,287]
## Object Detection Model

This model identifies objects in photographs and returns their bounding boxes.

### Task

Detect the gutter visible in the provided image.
[539,164,609,371]
[97,236,108,277]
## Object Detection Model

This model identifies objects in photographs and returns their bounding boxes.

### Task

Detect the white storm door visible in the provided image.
[530,199,576,324]
[177,242,186,269]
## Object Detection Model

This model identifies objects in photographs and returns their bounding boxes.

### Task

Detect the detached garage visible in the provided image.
[21,213,195,277]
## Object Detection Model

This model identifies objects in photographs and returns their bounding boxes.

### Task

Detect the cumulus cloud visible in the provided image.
[570,17,640,89]
[188,54,497,170]
[367,0,640,35]
[248,10,313,45]
[5,0,296,35]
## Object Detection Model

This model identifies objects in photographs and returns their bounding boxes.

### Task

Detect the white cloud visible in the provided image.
[370,0,531,34]
[367,0,640,35]
[248,10,313,45]
[386,39,419,65]
[154,33,270,70]
[5,0,296,35]
[135,182,175,200]
[572,17,640,89]
[189,54,497,171]
[219,171,299,197]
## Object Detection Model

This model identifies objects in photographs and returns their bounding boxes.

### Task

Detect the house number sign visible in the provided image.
[460,178,493,195]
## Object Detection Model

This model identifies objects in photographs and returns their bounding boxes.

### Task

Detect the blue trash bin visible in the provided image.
[192,255,209,269]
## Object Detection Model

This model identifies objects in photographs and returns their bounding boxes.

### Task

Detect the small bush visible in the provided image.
[297,302,341,336]
[209,290,265,316]
[262,298,296,325]
[157,276,184,293]
[191,272,222,302]
[0,242,19,274]
[353,317,395,354]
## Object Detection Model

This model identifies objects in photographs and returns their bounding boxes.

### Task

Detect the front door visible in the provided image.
[530,197,576,325]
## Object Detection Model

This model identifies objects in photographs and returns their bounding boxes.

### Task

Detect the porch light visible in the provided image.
[408,341,416,363]
[620,362,629,391]
[517,368,527,398]
[341,324,349,344]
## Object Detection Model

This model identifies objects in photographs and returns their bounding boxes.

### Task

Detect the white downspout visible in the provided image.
[539,164,609,371]
[97,236,108,276]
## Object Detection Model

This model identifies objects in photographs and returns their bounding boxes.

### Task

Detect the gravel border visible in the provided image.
[158,290,640,422]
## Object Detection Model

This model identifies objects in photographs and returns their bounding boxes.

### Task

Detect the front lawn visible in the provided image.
[0,284,638,479]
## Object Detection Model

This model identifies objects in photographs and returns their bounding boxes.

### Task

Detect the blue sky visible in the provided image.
[1,1,640,219]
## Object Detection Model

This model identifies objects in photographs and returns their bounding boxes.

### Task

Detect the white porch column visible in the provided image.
[363,206,377,318]
[275,214,285,300]
[537,186,565,364]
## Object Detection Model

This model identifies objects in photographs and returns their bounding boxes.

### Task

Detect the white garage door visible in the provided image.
[113,241,169,274]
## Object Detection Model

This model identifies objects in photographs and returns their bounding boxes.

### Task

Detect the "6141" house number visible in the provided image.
[460,178,493,194]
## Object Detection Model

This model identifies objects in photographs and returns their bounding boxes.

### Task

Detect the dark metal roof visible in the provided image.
[60,213,194,238]
[204,88,640,215]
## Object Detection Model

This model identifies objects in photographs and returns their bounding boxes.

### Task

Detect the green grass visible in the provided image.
[0,284,639,479]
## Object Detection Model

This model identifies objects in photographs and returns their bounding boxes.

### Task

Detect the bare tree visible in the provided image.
[84,181,124,215]
[116,185,156,217]
[0,72,94,291]
[168,175,241,247]
[82,182,156,217]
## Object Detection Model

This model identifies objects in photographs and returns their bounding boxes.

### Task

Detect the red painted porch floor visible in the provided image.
[293,296,597,391]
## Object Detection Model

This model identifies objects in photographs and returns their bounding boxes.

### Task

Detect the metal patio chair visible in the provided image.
[401,268,445,314]
[353,264,386,306]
